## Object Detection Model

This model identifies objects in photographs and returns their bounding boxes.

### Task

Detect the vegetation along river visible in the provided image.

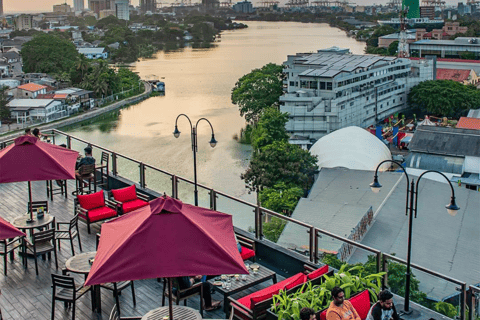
[60,21,366,229]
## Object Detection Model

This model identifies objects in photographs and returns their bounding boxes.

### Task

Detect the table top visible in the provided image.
[65,251,97,275]
[12,213,54,229]
[209,264,276,295]
[141,306,202,320]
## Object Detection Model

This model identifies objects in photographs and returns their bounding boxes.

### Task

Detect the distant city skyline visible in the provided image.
[1,0,460,13]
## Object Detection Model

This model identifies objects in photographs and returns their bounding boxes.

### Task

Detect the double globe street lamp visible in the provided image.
[370,160,460,314]
[173,114,217,206]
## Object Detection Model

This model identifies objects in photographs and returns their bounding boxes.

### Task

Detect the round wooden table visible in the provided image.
[141,306,202,320]
[65,251,101,313]
[12,213,54,231]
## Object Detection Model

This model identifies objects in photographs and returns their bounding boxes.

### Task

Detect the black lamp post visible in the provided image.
[370,160,459,314]
[173,114,217,206]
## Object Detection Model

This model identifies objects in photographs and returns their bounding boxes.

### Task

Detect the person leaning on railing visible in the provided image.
[326,287,361,320]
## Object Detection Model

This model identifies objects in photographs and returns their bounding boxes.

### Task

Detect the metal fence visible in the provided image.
[0,129,471,320]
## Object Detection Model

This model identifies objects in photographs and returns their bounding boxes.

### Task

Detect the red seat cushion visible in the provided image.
[77,191,105,210]
[285,273,307,290]
[348,290,370,320]
[112,185,138,202]
[122,199,149,213]
[307,265,329,280]
[240,246,255,260]
[87,206,117,222]
[320,309,327,320]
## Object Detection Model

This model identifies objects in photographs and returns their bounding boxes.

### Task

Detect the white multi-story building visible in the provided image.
[280,48,435,142]
[74,0,85,12]
[115,0,130,20]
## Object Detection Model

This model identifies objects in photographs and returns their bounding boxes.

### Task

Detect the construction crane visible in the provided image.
[260,0,280,7]
[155,1,170,7]
[311,0,332,6]
[331,0,355,7]
[466,0,480,5]
[219,0,232,7]
[387,0,401,9]
[421,0,445,8]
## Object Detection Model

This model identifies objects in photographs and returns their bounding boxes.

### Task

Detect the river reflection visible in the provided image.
[61,21,365,229]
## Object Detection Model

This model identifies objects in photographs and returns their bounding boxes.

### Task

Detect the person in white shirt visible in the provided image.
[366,289,400,320]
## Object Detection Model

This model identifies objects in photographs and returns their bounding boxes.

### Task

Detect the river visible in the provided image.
[61,21,365,227]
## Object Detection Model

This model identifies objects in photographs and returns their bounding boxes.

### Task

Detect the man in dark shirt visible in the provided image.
[176,276,221,311]
[76,146,96,170]
[366,289,400,320]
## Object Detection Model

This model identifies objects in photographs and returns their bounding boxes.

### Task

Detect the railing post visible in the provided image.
[139,163,146,188]
[66,136,71,149]
[376,252,382,275]
[460,283,467,320]
[467,287,473,320]
[52,133,56,145]
[382,254,388,289]
[255,206,262,240]
[172,175,178,199]
[314,229,319,264]
[309,226,315,263]
[112,153,118,176]
[209,189,217,211]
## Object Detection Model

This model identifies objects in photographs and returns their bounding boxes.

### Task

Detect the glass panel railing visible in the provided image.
[115,155,140,185]
[470,285,480,320]
[144,166,174,197]
[176,178,195,206]
[216,193,255,234]
[268,211,311,259]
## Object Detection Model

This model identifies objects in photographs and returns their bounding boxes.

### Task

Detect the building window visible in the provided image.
[327,83,332,90]
[350,102,354,106]
[320,82,326,90]
[290,81,295,86]
[309,81,318,89]
[341,105,345,110]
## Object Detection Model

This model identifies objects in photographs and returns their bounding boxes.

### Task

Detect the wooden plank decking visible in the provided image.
[0,180,279,320]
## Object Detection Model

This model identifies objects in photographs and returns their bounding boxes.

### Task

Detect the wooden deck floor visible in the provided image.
[0,180,278,320]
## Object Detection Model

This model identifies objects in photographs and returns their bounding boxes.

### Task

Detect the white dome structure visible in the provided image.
[310,126,392,171]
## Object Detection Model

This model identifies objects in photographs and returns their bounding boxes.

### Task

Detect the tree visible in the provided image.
[21,34,80,75]
[241,141,318,193]
[387,41,399,56]
[259,182,303,215]
[0,86,10,122]
[231,63,284,123]
[408,80,480,117]
[250,107,289,150]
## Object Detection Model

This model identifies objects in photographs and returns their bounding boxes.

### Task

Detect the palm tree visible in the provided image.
[76,55,90,79]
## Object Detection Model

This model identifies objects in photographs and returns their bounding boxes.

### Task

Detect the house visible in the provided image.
[7,99,64,123]
[415,22,468,41]
[15,83,47,99]
[456,117,480,130]
[406,125,480,191]
[436,68,479,85]
[77,47,108,59]
[55,87,95,109]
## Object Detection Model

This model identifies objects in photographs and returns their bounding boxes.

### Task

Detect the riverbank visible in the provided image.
[0,81,152,142]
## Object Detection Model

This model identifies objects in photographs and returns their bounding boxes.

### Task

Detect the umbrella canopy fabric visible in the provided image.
[85,196,247,286]
[0,216,26,241]
[0,136,78,183]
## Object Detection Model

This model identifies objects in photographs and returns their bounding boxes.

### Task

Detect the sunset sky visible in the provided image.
[3,0,458,14]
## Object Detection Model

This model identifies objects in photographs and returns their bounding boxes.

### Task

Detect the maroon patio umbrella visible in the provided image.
[0,217,26,241]
[0,136,79,221]
[85,196,248,319]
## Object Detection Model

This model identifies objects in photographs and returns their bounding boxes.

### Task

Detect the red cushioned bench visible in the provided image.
[319,289,371,320]
[229,265,332,320]
[76,190,119,234]
[110,185,150,215]
[236,232,256,261]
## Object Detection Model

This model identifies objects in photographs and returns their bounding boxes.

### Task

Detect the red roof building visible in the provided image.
[456,117,480,130]
[17,83,47,92]
[436,68,478,85]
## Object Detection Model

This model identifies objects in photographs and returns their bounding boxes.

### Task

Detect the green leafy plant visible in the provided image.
[271,264,385,320]
[434,301,458,318]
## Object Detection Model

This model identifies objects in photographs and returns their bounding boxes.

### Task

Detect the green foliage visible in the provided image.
[459,51,477,60]
[231,63,284,123]
[0,86,11,122]
[241,141,318,193]
[271,264,385,320]
[250,107,289,150]
[408,80,480,118]
[21,33,80,75]
[259,183,303,215]
[434,301,458,318]
[262,217,287,243]
[387,41,399,56]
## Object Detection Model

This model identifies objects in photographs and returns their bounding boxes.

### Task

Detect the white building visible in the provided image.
[78,47,108,59]
[115,0,130,20]
[7,99,64,123]
[280,48,435,141]
[74,0,85,11]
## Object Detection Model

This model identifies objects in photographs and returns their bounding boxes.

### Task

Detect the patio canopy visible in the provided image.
[85,196,247,286]
[0,216,25,241]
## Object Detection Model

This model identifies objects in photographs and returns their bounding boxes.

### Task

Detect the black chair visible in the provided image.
[0,237,24,275]
[109,304,141,320]
[96,151,110,188]
[25,229,58,275]
[74,164,96,196]
[162,278,203,317]
[46,179,68,200]
[51,273,91,320]
[55,214,82,256]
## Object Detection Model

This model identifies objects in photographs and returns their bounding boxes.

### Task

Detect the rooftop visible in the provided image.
[436,68,472,82]
[7,99,58,108]
[456,117,480,130]
[17,83,47,92]
[412,37,480,46]
[78,47,106,54]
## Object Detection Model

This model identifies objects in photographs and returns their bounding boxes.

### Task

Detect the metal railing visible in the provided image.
[1,129,471,320]
[468,285,480,320]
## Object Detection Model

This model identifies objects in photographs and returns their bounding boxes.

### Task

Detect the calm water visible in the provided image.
[61,21,365,227]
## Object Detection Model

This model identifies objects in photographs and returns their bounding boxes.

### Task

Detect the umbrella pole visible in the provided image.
[28,181,33,223]
[168,278,174,320]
